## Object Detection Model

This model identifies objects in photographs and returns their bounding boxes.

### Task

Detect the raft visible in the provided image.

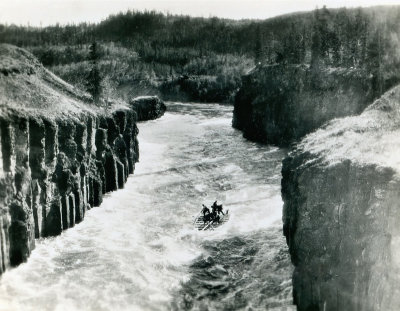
[193,210,230,231]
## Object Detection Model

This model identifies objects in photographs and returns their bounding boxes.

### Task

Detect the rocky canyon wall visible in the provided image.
[0,44,164,274]
[233,64,375,146]
[281,85,400,310]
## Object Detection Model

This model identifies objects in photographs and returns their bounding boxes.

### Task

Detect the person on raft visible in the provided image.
[213,211,220,223]
[201,204,210,216]
[201,201,224,224]
[211,201,224,215]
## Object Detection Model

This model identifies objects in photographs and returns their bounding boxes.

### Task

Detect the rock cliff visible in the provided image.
[281,85,400,310]
[130,96,166,121]
[0,44,163,274]
[233,64,374,146]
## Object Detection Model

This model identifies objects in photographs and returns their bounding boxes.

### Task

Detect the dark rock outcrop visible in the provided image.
[130,96,166,121]
[233,64,375,146]
[281,85,400,310]
[0,44,165,274]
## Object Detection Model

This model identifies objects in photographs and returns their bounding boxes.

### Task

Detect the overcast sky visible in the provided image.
[1,0,399,26]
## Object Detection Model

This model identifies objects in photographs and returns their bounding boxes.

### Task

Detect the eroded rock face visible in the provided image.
[0,44,154,274]
[130,96,166,121]
[282,86,400,310]
[233,64,375,146]
[0,108,140,271]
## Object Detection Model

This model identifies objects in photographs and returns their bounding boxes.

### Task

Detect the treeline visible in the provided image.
[258,6,400,96]
[1,6,400,102]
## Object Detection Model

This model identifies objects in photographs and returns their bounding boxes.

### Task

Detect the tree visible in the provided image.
[283,22,303,64]
[311,17,322,68]
[85,42,102,103]
[367,27,385,98]
[311,6,331,67]
[254,25,263,64]
[331,32,341,66]
[354,9,369,67]
[319,6,330,59]
[299,26,307,64]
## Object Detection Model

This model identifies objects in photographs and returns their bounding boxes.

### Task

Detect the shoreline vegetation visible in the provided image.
[1,6,400,105]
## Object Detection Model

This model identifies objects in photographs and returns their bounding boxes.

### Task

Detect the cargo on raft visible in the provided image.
[193,211,230,231]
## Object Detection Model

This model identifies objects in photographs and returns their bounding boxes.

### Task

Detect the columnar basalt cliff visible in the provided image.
[233,65,375,146]
[0,44,164,274]
[281,85,400,310]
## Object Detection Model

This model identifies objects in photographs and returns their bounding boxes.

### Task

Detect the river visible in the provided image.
[0,103,294,311]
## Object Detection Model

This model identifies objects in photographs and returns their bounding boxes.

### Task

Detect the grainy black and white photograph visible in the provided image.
[0,0,399,310]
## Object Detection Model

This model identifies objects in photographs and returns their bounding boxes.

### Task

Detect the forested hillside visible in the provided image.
[1,6,400,103]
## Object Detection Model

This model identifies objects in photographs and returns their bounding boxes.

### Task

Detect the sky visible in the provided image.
[1,0,400,26]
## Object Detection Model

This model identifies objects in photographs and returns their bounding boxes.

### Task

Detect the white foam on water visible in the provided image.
[199,118,231,127]
[0,103,288,311]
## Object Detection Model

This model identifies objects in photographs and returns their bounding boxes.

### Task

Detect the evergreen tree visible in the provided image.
[367,27,384,98]
[331,33,341,66]
[86,42,102,103]
[332,8,348,66]
[254,25,263,64]
[299,26,307,64]
[282,23,299,64]
[355,9,369,67]
[319,6,330,60]
[264,32,276,64]
[311,6,332,67]
[311,9,323,69]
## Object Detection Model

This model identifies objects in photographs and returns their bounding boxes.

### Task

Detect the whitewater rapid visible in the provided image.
[0,103,293,310]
